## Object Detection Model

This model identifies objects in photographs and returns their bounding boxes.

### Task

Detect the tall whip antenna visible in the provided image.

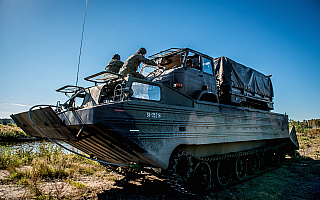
[76,0,88,89]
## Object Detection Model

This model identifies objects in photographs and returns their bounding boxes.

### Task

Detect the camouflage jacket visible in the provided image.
[105,59,124,73]
[120,53,157,77]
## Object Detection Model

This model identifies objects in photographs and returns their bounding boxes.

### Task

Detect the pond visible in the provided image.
[0,140,82,155]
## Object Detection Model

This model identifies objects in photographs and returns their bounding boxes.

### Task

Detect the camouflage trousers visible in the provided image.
[120,69,145,79]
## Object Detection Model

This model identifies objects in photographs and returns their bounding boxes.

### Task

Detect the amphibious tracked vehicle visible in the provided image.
[11,48,299,194]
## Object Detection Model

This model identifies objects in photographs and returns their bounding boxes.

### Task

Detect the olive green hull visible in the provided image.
[11,99,290,169]
[60,99,289,169]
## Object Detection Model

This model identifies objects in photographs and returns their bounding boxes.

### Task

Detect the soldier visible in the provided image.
[105,54,124,73]
[120,48,162,79]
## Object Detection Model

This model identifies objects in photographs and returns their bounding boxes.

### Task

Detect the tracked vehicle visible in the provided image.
[11,48,299,194]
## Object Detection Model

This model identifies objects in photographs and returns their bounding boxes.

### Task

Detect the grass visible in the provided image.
[0,141,108,199]
[68,179,88,189]
[289,120,320,159]
[297,129,320,159]
[0,124,27,140]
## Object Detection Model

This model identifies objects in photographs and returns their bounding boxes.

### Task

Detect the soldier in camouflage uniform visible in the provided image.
[120,48,161,79]
[105,54,124,73]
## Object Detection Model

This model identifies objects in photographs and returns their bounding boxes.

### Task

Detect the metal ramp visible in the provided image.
[11,106,76,140]
[289,126,299,150]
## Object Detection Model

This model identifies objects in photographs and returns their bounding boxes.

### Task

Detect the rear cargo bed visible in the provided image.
[214,56,273,110]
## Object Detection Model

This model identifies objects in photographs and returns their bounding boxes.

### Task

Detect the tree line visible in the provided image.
[289,119,320,134]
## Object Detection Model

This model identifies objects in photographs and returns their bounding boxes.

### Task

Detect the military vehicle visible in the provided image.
[11,48,299,194]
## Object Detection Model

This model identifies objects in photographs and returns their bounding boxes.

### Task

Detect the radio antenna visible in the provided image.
[76,0,88,89]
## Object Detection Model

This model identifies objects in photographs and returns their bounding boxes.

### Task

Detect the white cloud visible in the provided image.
[10,103,30,107]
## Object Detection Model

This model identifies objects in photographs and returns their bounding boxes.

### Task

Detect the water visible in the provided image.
[0,140,82,155]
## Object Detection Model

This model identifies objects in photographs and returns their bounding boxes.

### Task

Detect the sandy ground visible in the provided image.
[1,157,319,200]
[0,170,123,199]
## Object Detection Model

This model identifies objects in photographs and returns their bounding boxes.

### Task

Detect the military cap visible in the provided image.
[112,54,121,60]
[137,48,147,55]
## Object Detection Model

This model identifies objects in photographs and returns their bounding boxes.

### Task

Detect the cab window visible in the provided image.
[131,82,161,101]
[186,52,201,71]
[202,57,213,75]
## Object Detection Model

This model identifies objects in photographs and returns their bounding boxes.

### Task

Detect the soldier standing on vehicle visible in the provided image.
[105,54,124,73]
[120,48,162,79]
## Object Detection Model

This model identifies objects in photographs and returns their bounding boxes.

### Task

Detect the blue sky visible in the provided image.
[0,0,319,121]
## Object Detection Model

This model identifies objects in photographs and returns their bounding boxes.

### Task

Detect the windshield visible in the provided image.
[140,65,158,76]
[141,52,186,78]
[131,82,161,101]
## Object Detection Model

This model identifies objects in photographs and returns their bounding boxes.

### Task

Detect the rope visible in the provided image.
[28,104,130,167]
[76,0,88,89]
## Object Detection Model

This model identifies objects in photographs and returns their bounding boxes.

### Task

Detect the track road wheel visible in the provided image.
[249,153,260,175]
[191,162,211,194]
[216,159,231,187]
[261,151,268,169]
[274,149,285,165]
[235,156,247,181]
[267,149,279,167]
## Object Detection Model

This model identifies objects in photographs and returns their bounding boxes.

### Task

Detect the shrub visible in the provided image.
[0,124,27,139]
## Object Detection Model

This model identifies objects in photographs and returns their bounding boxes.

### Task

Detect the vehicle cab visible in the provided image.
[142,48,219,103]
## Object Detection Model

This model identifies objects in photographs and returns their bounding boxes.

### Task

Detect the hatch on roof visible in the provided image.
[84,71,123,83]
